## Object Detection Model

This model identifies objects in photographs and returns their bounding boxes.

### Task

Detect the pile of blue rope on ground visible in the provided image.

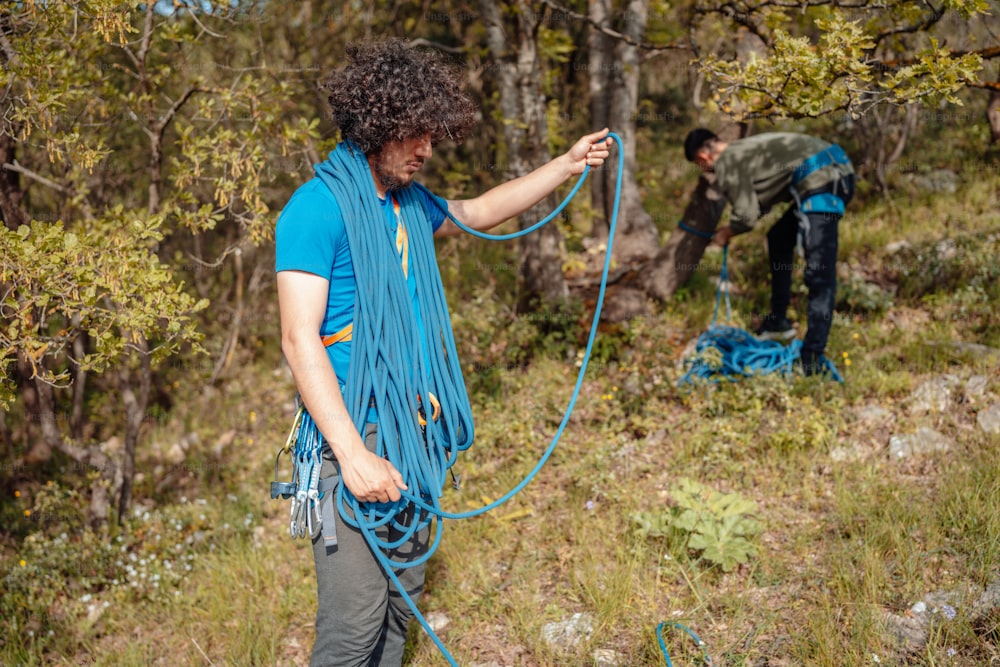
[677,242,842,386]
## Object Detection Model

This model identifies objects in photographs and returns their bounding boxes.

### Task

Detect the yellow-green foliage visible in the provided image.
[0,212,207,408]
[697,1,990,119]
[633,478,763,572]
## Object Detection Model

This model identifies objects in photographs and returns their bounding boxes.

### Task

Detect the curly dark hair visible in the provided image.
[321,39,478,156]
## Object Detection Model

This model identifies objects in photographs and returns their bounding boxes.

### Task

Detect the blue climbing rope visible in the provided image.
[677,246,843,385]
[282,133,627,666]
[658,621,713,666]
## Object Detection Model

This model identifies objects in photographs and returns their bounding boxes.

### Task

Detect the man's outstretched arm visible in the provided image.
[435,128,611,237]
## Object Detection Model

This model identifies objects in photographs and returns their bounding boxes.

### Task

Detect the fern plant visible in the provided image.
[633,478,763,572]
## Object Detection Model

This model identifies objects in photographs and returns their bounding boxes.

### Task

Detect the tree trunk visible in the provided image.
[857,104,917,197]
[588,0,611,244]
[33,372,119,528]
[0,133,27,230]
[634,28,763,300]
[987,89,1000,144]
[638,123,745,300]
[478,0,567,303]
[639,174,726,301]
[69,323,88,441]
[588,0,659,265]
[117,336,152,523]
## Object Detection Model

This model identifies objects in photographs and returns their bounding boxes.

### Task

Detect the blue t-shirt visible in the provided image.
[275,177,448,382]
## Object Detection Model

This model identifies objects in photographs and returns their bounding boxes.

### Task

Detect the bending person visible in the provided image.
[684,128,855,376]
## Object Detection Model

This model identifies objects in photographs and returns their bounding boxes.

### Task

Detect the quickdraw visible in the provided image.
[270,403,327,540]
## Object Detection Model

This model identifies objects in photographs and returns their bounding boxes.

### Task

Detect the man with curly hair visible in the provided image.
[275,39,610,666]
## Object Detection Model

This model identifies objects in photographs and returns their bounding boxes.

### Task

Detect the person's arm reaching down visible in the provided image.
[277,269,407,504]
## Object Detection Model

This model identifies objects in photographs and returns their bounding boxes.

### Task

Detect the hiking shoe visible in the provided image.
[800,350,844,382]
[755,316,797,341]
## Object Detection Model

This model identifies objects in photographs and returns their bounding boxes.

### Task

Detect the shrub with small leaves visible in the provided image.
[633,478,763,572]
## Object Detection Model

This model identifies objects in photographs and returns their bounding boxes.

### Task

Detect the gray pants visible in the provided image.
[310,424,430,667]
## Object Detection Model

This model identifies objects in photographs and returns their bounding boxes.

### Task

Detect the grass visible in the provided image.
[3,155,1000,666]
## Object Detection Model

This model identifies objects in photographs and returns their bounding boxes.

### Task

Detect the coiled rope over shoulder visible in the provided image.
[274,133,626,666]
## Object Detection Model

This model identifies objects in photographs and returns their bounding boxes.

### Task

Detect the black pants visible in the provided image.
[766,207,840,370]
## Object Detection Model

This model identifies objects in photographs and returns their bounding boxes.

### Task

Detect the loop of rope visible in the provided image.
[342,133,627,665]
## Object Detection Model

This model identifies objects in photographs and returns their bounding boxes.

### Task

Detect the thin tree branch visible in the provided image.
[539,0,689,52]
[408,37,465,55]
[871,1,945,49]
[153,86,201,138]
[691,1,774,48]
[873,44,1000,72]
[965,80,1000,91]
[135,2,156,80]
[1,160,66,194]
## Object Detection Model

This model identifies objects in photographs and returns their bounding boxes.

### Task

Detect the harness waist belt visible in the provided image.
[322,323,353,347]
[800,193,845,215]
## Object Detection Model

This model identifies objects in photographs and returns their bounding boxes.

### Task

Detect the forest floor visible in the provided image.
[3,167,1000,667]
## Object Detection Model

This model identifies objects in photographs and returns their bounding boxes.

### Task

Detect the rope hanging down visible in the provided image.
[272,133,628,666]
[378,133,626,665]
[677,246,843,385]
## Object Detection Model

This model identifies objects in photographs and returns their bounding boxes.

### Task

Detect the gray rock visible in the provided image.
[934,238,958,260]
[425,611,450,633]
[165,442,186,465]
[888,427,952,459]
[830,442,867,463]
[882,578,1000,656]
[540,612,594,649]
[964,375,989,400]
[883,608,927,653]
[977,404,1000,434]
[909,169,959,194]
[907,375,960,413]
[971,580,1000,619]
[593,648,625,666]
[855,405,893,424]
[938,341,1000,357]
[645,429,668,446]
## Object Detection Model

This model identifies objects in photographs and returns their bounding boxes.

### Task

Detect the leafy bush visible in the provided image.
[632,477,763,572]
[837,271,894,315]
[895,231,1000,300]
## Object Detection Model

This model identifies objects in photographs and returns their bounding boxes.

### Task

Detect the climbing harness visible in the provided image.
[789,143,852,254]
[677,246,843,385]
[658,621,713,666]
[677,220,715,241]
[792,143,852,215]
[269,132,626,666]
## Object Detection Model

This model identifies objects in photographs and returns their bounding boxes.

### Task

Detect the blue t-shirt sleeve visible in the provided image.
[419,186,448,232]
[275,179,345,277]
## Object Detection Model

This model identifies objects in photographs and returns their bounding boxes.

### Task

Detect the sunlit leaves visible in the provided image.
[696,0,991,119]
[0,1,320,410]
[884,39,984,105]
[0,211,206,407]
